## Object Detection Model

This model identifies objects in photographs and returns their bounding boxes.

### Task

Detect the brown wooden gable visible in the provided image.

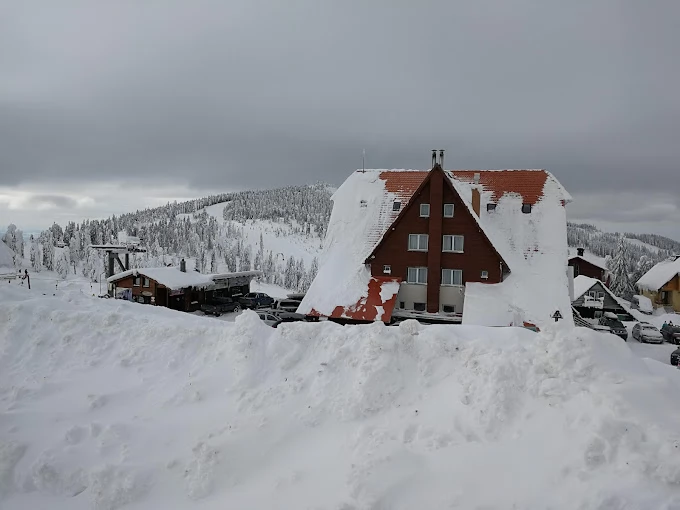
[364,164,509,272]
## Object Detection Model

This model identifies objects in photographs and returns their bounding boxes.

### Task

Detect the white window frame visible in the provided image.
[442,235,464,253]
[383,264,391,274]
[481,270,489,279]
[133,276,141,287]
[597,292,605,299]
[522,203,532,213]
[420,203,430,217]
[442,268,463,286]
[443,203,454,218]
[487,203,497,212]
[407,267,428,284]
[393,201,401,211]
[408,234,429,251]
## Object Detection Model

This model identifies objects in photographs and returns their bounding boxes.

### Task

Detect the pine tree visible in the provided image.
[210,251,218,273]
[284,257,296,289]
[30,240,42,272]
[609,236,635,299]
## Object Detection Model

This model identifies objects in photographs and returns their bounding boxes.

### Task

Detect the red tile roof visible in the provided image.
[308,276,401,322]
[376,169,551,206]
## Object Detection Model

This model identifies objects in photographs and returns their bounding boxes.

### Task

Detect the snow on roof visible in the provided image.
[0,240,15,269]
[573,275,629,311]
[567,248,608,270]
[637,256,680,291]
[307,276,401,322]
[300,167,573,326]
[107,267,213,289]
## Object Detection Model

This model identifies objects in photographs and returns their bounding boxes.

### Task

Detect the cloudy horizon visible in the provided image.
[2,1,679,238]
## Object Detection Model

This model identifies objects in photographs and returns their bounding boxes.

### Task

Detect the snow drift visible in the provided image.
[2,285,680,509]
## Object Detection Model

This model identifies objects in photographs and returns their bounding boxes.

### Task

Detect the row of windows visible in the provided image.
[408,234,464,252]
[404,268,489,285]
[133,277,150,288]
[393,201,531,214]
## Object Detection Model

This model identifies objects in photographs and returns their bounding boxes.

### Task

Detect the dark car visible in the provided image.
[598,315,628,340]
[239,292,275,309]
[671,347,680,366]
[660,323,680,345]
[200,296,241,316]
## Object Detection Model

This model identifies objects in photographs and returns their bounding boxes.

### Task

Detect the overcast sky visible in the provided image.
[1,1,679,238]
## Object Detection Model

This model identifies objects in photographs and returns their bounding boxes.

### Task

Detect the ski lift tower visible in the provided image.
[90,236,147,281]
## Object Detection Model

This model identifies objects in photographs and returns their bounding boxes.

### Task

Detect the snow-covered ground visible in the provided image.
[2,284,680,509]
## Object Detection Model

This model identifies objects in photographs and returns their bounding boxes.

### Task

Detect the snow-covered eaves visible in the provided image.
[567,248,608,271]
[107,267,213,290]
[307,276,401,322]
[209,270,263,281]
[637,256,680,291]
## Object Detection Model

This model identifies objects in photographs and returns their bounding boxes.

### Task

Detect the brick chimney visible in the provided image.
[471,172,481,216]
[577,248,585,257]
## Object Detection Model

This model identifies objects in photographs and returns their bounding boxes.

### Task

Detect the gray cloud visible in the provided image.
[1,0,679,236]
[26,194,80,210]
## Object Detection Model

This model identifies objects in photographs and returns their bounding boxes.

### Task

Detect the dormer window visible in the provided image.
[393,201,401,212]
[522,203,532,214]
[487,203,496,212]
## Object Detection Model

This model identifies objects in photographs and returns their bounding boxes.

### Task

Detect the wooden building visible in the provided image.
[568,248,608,284]
[637,255,680,312]
[107,267,262,312]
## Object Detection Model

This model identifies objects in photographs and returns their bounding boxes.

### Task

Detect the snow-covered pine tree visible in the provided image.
[294,258,305,291]
[242,245,252,271]
[42,232,55,271]
[30,238,41,272]
[631,255,655,286]
[55,251,69,279]
[210,251,217,273]
[609,236,636,299]
[284,257,296,289]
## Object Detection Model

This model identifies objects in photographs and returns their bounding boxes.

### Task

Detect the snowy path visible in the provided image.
[2,285,680,509]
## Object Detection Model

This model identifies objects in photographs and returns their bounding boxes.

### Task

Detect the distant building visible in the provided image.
[568,248,609,284]
[571,275,626,319]
[107,266,262,312]
[298,153,573,328]
[636,255,680,312]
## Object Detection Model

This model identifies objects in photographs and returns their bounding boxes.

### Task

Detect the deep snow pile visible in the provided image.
[2,286,680,509]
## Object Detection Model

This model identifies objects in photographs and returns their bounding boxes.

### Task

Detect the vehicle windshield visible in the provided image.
[642,325,657,330]
[245,293,256,298]
[605,319,624,328]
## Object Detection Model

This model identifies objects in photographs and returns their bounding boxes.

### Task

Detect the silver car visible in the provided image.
[632,322,664,344]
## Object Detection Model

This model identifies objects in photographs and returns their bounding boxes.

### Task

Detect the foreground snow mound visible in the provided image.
[1,285,680,509]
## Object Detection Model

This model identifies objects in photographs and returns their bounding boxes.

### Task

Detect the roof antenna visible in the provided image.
[360,149,366,173]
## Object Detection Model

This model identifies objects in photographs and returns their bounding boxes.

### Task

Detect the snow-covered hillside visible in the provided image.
[2,284,680,509]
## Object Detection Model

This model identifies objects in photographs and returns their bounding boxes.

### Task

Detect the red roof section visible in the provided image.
[309,276,401,322]
[451,170,549,206]
[376,169,550,206]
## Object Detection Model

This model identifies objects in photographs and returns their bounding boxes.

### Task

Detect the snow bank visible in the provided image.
[637,256,680,292]
[0,241,15,271]
[2,285,680,509]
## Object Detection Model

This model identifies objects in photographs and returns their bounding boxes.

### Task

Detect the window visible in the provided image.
[442,269,463,286]
[399,301,405,309]
[407,267,428,284]
[133,277,141,287]
[143,278,150,288]
[487,203,497,211]
[393,201,401,211]
[481,270,489,279]
[383,265,391,274]
[442,235,464,253]
[588,291,596,298]
[522,203,532,213]
[594,311,603,319]
[408,234,429,251]
[573,264,580,277]
[420,203,430,217]
[414,302,426,312]
[443,305,455,313]
[360,200,367,208]
[597,292,605,299]
[443,203,454,218]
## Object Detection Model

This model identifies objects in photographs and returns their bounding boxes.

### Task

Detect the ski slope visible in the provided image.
[2,285,680,509]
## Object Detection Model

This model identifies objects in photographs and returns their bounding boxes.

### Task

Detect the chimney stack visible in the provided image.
[577,248,585,257]
[439,150,444,168]
[431,150,437,168]
[473,172,480,185]
[180,258,186,272]
[471,172,481,216]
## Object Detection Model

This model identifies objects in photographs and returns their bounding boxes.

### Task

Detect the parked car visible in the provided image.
[274,299,302,313]
[257,310,308,328]
[671,347,680,366]
[660,323,680,345]
[631,322,664,344]
[598,313,628,340]
[630,295,653,315]
[200,296,241,316]
[239,292,275,309]
[257,311,282,327]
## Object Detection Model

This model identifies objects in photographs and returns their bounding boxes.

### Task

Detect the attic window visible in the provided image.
[393,201,401,211]
[133,276,141,287]
[481,270,489,279]
[383,265,391,275]
[522,203,532,213]
[420,203,430,217]
[487,203,497,212]
[360,200,367,208]
[443,203,454,218]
